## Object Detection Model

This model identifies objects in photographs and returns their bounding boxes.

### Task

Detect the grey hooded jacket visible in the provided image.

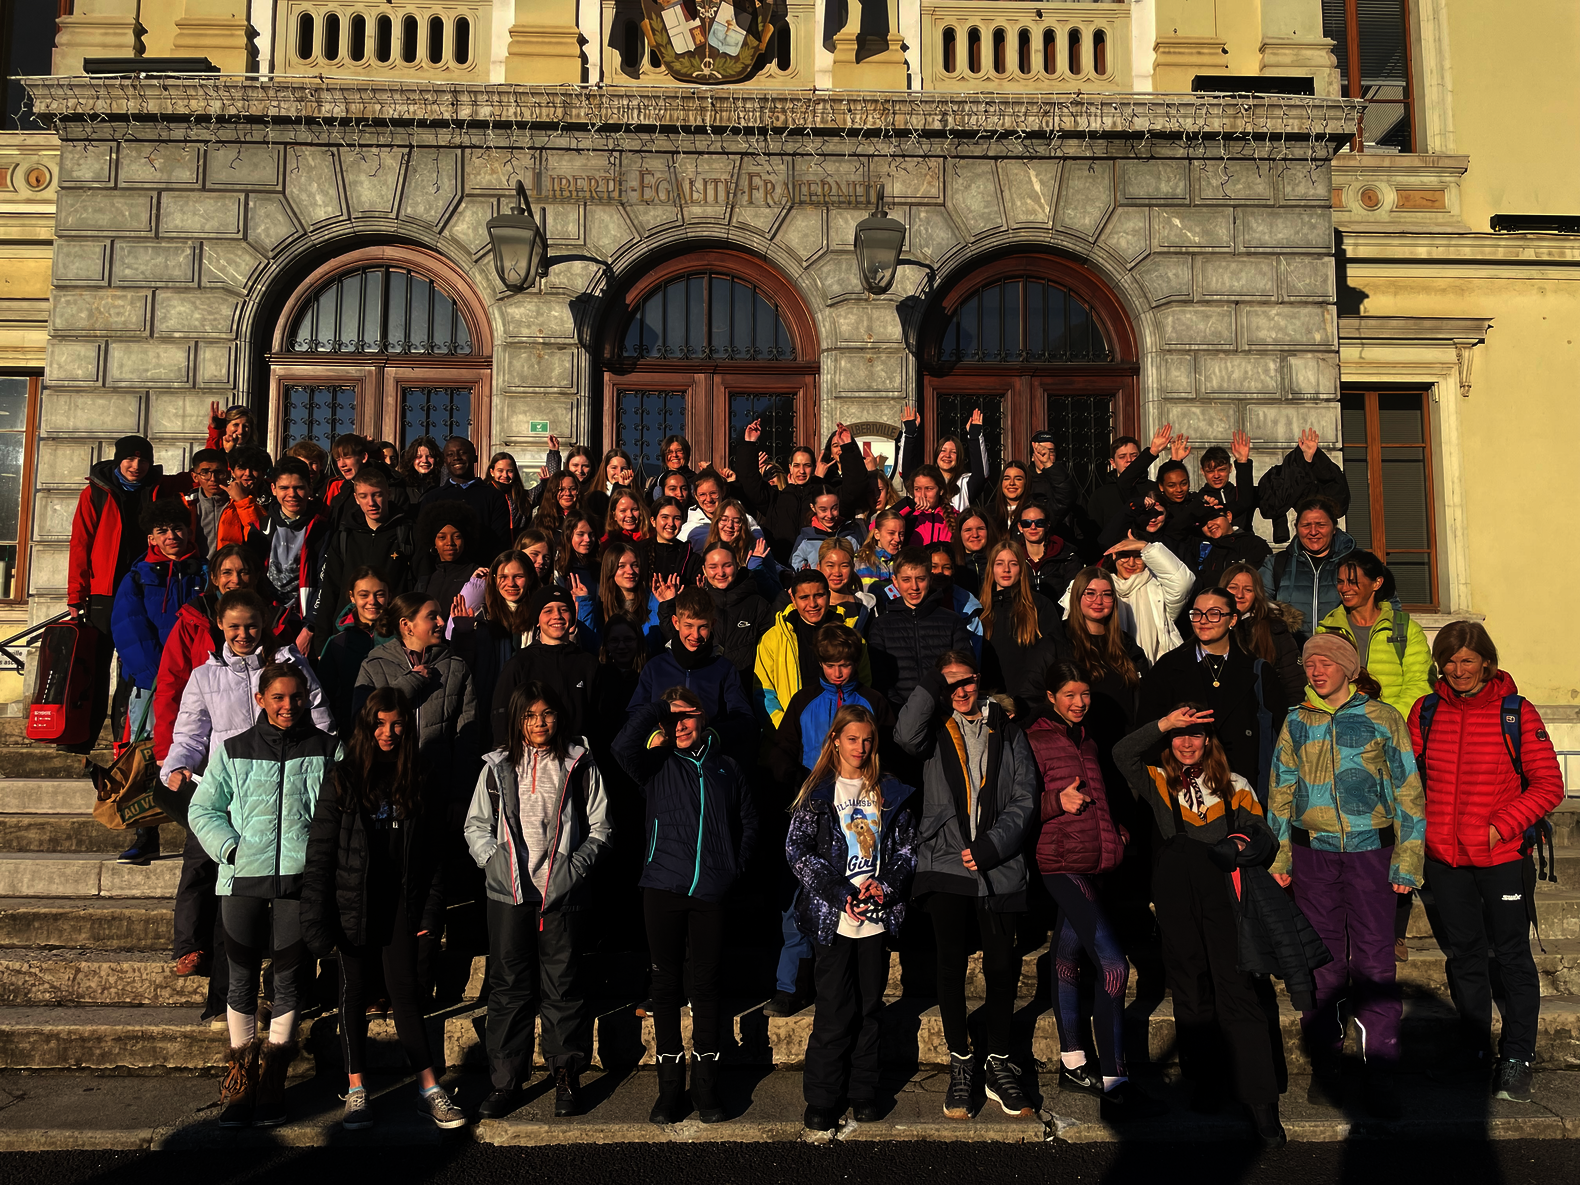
[353,637,478,788]
[462,744,611,911]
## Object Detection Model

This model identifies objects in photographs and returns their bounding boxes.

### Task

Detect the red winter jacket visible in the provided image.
[67,461,192,605]
[1407,671,1564,869]
[1026,714,1126,875]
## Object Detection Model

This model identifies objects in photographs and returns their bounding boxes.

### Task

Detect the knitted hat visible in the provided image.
[526,584,575,625]
[1302,633,1360,681]
[113,435,154,463]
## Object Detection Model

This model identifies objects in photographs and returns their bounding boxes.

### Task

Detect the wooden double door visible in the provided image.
[269,360,492,456]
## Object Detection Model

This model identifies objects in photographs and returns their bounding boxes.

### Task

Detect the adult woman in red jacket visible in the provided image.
[1025,661,1162,1121]
[1407,621,1564,1103]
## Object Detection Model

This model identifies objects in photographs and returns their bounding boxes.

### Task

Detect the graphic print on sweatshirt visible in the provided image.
[835,778,881,879]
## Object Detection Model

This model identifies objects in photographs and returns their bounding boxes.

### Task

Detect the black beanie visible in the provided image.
[526,584,575,626]
[113,435,154,463]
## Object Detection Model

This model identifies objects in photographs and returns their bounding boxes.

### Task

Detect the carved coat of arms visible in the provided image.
[640,0,777,84]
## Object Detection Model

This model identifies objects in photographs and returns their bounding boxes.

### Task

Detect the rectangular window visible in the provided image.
[728,392,797,474]
[934,393,1004,470]
[1340,387,1436,609]
[0,373,37,602]
[1322,0,1415,152]
[615,388,688,480]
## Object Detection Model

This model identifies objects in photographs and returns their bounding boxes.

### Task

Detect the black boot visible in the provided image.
[649,1054,685,1125]
[691,1053,725,1123]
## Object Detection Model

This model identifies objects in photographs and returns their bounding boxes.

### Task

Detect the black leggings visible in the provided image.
[927,892,1019,1058]
[337,897,432,1077]
[643,889,724,1056]
[222,896,304,1019]
[1043,873,1129,1077]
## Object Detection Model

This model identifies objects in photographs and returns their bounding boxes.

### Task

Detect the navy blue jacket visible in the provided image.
[612,702,759,902]
[786,773,918,947]
[628,642,759,761]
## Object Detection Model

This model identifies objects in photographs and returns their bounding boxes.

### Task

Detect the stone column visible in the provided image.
[830,0,907,90]
[1259,0,1339,97]
[505,0,583,85]
[172,0,255,74]
[53,0,143,75]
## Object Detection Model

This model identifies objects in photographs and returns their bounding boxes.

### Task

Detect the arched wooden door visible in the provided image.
[599,249,818,473]
[268,245,493,456]
[920,254,1138,503]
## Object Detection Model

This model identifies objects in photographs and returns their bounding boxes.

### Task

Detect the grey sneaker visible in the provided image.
[1494,1059,1534,1103]
[341,1087,373,1130]
[943,1052,973,1119]
[421,1086,468,1129]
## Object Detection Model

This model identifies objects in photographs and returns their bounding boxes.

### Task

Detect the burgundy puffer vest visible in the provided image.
[1026,716,1125,875]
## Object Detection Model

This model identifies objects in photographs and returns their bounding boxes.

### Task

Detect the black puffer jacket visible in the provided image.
[300,766,445,954]
[1236,852,1332,1012]
[490,638,601,749]
[866,585,977,710]
[1024,538,1085,604]
[1191,529,1272,587]
[731,437,829,561]
[703,571,776,679]
[979,587,1064,713]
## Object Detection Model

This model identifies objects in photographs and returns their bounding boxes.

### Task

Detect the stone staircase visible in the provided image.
[1,771,1577,1080]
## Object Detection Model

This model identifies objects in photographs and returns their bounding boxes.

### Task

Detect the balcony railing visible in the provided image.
[275,2,487,79]
[923,3,1131,92]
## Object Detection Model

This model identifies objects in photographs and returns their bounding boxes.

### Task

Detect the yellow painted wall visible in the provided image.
[1448,1,1580,231]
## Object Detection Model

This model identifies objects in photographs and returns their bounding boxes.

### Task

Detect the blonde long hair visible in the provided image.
[977,539,1040,647]
[794,705,884,814]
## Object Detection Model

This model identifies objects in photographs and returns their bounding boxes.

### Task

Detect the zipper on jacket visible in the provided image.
[273,728,287,897]
[683,747,708,896]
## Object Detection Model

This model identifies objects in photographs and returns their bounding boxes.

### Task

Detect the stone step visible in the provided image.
[0,814,188,854]
[0,898,175,951]
[0,779,98,815]
[0,852,182,899]
[0,949,206,1007]
[0,749,113,779]
[1409,883,1580,940]
[0,1005,312,1072]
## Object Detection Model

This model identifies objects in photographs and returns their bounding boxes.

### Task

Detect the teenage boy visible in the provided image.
[313,467,414,650]
[109,500,208,866]
[66,435,192,752]
[754,570,870,728]
[421,436,511,560]
[186,449,231,555]
[491,586,602,748]
[1199,432,1257,526]
[866,548,977,711]
[219,457,326,632]
[629,588,757,758]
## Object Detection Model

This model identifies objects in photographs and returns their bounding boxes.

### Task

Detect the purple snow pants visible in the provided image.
[1290,843,1401,1065]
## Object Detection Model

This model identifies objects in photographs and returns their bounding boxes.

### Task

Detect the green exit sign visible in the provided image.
[529,421,550,434]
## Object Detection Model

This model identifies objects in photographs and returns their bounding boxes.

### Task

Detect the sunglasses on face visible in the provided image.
[1017,518,1046,529]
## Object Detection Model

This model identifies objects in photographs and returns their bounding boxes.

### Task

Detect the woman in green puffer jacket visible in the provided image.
[187,662,341,1130]
[1315,550,1432,720]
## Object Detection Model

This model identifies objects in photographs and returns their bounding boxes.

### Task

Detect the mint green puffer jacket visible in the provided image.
[187,714,341,898]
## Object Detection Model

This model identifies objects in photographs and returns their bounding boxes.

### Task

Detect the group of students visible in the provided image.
[60,402,1564,1142]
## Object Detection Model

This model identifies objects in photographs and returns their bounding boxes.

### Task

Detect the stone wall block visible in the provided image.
[496,396,581,441]
[1276,164,1334,206]
[1191,160,1274,205]
[145,391,228,437]
[1199,354,1281,396]
[1135,255,1193,306]
[247,194,303,257]
[33,491,80,541]
[59,143,114,186]
[159,192,244,238]
[1160,400,1238,441]
[114,242,198,287]
[1247,401,1339,444]
[57,191,154,236]
[201,241,266,291]
[583,203,639,262]
[197,342,235,386]
[1153,207,1234,251]
[436,197,495,259]
[283,147,346,228]
[998,160,1062,227]
[1157,305,1235,350]
[154,291,241,339]
[808,253,863,304]
[1286,354,1339,399]
[1161,353,1195,396]
[1198,256,1277,300]
[1238,207,1331,252]
[499,343,576,393]
[620,194,684,239]
[400,150,462,228]
[1054,161,1114,241]
[828,300,905,347]
[774,206,827,266]
[34,440,98,488]
[28,545,69,596]
[343,149,406,218]
[910,206,963,265]
[729,198,790,240]
[944,159,1005,238]
[1241,305,1335,348]
[52,241,110,286]
[40,391,142,433]
[500,294,578,343]
[1277,256,1336,301]
[107,341,193,387]
[51,291,149,336]
[118,144,201,188]
[1097,207,1150,269]
[44,341,102,385]
[205,145,283,190]
[1119,161,1189,203]
[833,349,908,399]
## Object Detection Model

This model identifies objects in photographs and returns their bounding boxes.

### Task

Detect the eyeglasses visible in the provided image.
[1081,589,1116,600]
[523,711,558,723]
[1017,518,1046,529]
[1188,609,1232,623]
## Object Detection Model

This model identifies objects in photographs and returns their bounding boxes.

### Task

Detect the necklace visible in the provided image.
[1202,651,1227,688]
